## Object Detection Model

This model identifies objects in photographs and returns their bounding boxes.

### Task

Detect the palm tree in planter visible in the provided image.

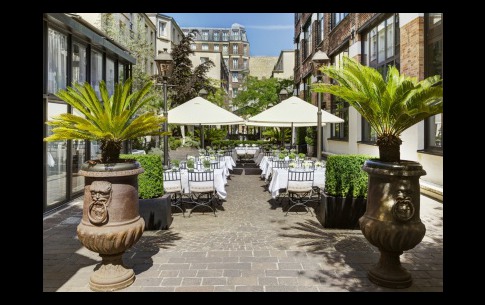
[313,57,443,288]
[44,78,169,291]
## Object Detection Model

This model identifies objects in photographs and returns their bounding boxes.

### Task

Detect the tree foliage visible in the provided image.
[168,31,215,107]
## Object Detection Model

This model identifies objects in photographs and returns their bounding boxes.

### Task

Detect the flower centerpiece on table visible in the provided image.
[245,143,249,147]
[187,155,195,161]
[288,153,296,160]
[209,155,216,161]
[315,161,323,168]
[278,152,286,160]
[238,143,243,147]
[198,148,206,155]
[252,144,257,147]
[289,162,297,169]
[199,155,206,161]
[290,149,296,153]
[170,159,180,170]
[303,161,313,169]
[298,153,306,159]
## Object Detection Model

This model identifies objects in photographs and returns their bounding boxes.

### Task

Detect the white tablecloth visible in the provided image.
[234,147,260,155]
[255,152,264,165]
[224,156,236,171]
[268,168,326,198]
[164,168,227,199]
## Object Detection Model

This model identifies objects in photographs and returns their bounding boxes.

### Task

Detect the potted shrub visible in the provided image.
[314,57,443,288]
[44,79,169,291]
[305,127,315,157]
[315,155,370,229]
[121,154,173,231]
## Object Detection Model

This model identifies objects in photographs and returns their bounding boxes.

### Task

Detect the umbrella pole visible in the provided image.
[199,124,204,149]
[291,122,294,150]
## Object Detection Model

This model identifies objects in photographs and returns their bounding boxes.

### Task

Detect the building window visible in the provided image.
[243,58,248,69]
[190,43,196,50]
[232,58,238,69]
[158,21,167,37]
[361,14,400,142]
[90,49,103,96]
[202,30,209,41]
[241,31,247,41]
[232,44,238,54]
[330,49,349,140]
[202,43,208,51]
[243,44,248,56]
[200,57,209,64]
[317,13,324,44]
[118,63,125,82]
[331,13,348,29]
[222,31,229,41]
[223,44,228,55]
[425,13,443,152]
[303,76,312,103]
[224,58,229,68]
[233,88,238,97]
[232,72,238,82]
[47,28,67,94]
[214,44,219,52]
[106,58,115,95]
[71,41,87,85]
[303,20,311,59]
[295,13,302,23]
[213,31,219,41]
[232,30,240,40]
[295,41,300,68]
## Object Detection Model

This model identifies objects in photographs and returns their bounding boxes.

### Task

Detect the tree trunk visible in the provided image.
[100,140,122,163]
[376,134,402,162]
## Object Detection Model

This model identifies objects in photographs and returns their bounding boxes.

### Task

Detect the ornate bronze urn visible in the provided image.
[77,161,145,291]
[359,160,426,288]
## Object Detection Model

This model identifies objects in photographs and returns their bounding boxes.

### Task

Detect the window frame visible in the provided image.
[423,13,443,154]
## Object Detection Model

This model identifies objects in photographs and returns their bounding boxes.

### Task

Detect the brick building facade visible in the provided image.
[294,13,443,197]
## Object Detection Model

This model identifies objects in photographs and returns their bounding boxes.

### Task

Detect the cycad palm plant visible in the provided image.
[44,78,169,163]
[312,56,443,162]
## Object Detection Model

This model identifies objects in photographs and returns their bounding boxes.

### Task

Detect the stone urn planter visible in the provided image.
[77,161,145,291]
[359,160,426,288]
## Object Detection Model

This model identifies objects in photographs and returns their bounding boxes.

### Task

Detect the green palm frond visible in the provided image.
[44,78,169,144]
[312,56,443,139]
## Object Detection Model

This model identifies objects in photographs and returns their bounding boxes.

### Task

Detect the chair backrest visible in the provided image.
[163,170,182,193]
[287,170,314,192]
[224,149,233,156]
[272,160,289,169]
[263,151,273,156]
[210,161,220,169]
[187,170,215,193]
[217,154,225,162]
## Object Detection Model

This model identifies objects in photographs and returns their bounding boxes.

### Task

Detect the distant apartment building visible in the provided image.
[294,13,443,197]
[248,56,278,79]
[74,13,157,76]
[271,50,295,79]
[189,51,230,94]
[147,13,184,56]
[182,23,250,100]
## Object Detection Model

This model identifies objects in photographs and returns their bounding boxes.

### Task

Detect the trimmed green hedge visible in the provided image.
[120,154,164,199]
[325,154,373,198]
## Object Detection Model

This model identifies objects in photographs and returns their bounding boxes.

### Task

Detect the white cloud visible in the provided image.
[245,25,293,30]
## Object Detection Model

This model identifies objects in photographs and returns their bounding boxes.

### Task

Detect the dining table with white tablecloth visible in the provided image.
[268,167,326,199]
[163,168,228,199]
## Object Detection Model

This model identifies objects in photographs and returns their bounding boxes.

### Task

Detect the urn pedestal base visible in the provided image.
[368,250,412,289]
[89,253,135,292]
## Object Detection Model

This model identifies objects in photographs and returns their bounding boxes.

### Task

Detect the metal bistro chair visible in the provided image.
[187,170,217,217]
[162,170,185,217]
[268,159,289,183]
[263,150,273,157]
[284,170,315,216]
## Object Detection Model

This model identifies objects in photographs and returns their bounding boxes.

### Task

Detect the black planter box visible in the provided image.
[315,192,367,229]
[139,194,173,230]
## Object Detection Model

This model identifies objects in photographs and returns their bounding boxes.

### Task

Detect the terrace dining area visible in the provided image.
[43,145,443,292]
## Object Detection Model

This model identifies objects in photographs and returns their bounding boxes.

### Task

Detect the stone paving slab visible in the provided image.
[44,172,443,292]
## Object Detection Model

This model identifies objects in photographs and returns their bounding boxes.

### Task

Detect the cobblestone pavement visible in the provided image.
[43,172,443,292]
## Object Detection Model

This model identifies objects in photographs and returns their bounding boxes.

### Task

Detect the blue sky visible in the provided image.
[164,13,294,56]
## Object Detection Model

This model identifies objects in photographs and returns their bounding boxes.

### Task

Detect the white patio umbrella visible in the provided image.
[162,96,245,147]
[246,96,344,126]
[245,96,344,147]
[164,96,245,125]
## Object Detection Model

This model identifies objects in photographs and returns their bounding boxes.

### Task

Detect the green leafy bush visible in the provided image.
[212,140,267,147]
[169,138,182,150]
[324,154,373,198]
[121,154,163,199]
